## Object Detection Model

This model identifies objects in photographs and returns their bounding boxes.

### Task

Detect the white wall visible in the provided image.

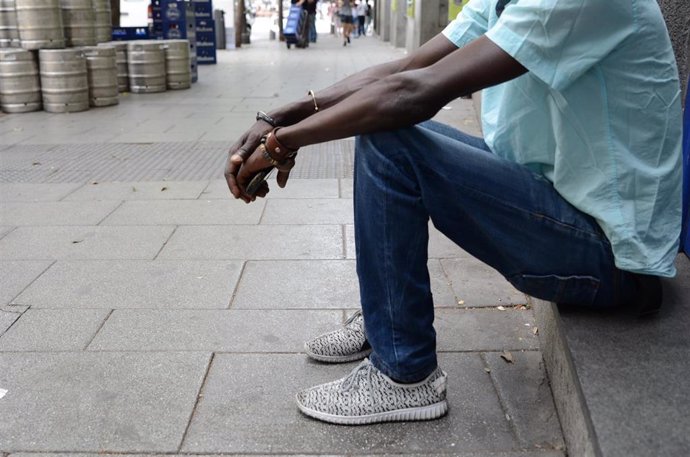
[215,0,235,25]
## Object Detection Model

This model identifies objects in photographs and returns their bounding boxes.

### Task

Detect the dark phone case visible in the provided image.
[246,167,275,196]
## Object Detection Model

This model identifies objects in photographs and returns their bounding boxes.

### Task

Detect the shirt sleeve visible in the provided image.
[442,0,491,48]
[485,0,637,91]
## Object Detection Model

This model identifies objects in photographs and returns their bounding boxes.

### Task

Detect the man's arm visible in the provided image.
[225,34,459,201]
[265,34,460,126]
[276,35,526,148]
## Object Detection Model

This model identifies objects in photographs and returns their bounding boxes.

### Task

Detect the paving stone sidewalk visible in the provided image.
[0,34,565,455]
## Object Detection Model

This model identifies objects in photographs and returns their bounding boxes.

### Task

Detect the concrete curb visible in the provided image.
[532,299,601,457]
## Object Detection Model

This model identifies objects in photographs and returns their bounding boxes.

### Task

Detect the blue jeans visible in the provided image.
[354,121,635,382]
[307,14,316,42]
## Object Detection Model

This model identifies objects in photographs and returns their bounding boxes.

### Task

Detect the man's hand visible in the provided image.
[225,120,274,202]
[225,130,296,203]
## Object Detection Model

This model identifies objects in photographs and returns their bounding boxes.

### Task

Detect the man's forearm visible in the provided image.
[266,34,459,127]
[266,59,406,126]
[276,36,527,149]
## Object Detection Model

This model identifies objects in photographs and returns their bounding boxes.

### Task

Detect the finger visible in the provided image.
[276,159,295,188]
[224,153,245,198]
[233,147,252,162]
[277,169,292,188]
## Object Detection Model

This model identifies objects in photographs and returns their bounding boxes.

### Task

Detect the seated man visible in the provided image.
[225,0,683,425]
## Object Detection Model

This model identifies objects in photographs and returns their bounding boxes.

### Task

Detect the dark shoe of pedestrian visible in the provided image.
[296,358,449,425]
[304,310,371,362]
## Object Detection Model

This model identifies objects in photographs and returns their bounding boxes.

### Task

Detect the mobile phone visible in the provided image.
[246,167,275,196]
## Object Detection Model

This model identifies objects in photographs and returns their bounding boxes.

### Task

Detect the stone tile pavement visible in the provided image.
[0,34,565,455]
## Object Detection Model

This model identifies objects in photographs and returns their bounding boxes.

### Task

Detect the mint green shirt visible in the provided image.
[443,0,683,277]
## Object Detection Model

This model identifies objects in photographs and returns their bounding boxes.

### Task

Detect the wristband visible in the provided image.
[260,144,285,167]
[262,128,298,162]
[256,111,277,127]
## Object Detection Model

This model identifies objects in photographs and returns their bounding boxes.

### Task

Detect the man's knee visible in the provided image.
[355,128,420,162]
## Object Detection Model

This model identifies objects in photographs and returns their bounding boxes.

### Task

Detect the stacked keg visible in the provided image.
[164,39,191,90]
[39,48,88,113]
[0,48,41,112]
[15,0,64,50]
[100,41,127,92]
[0,0,20,48]
[60,0,95,47]
[83,45,117,106]
[92,0,110,43]
[127,40,166,94]
[0,1,198,115]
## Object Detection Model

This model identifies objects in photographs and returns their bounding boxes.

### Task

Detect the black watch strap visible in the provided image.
[256,111,277,127]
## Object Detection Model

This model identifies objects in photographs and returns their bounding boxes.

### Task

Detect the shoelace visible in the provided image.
[343,309,362,327]
[340,360,375,400]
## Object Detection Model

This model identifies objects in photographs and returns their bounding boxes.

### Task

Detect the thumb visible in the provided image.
[276,158,296,188]
[276,169,291,188]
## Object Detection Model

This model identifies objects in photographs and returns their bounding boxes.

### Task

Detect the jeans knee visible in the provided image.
[355,129,415,167]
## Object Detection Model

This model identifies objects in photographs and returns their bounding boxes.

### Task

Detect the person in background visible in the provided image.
[330,1,341,36]
[350,2,359,37]
[291,0,318,43]
[339,0,353,46]
[356,0,367,37]
[304,0,318,43]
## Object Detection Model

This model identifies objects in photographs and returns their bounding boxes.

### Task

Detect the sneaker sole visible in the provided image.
[296,399,448,425]
[304,345,372,363]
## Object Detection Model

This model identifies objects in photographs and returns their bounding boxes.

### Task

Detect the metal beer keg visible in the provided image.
[100,40,127,92]
[92,0,110,43]
[39,48,89,113]
[0,0,20,48]
[163,39,190,90]
[127,40,166,94]
[0,48,41,112]
[83,45,117,107]
[60,0,95,47]
[15,0,65,50]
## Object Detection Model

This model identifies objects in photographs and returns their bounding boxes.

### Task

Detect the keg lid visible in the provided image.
[0,48,34,62]
[100,41,128,50]
[127,40,166,51]
[82,45,115,57]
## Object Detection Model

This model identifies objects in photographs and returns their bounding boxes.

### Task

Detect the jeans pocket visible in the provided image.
[508,274,601,306]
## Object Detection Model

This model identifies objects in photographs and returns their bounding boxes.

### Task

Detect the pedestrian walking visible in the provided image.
[356,0,367,37]
[302,0,318,43]
[339,0,354,45]
[330,1,341,36]
[225,0,682,425]
[365,1,373,35]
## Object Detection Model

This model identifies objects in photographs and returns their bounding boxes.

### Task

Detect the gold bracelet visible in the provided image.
[308,90,319,112]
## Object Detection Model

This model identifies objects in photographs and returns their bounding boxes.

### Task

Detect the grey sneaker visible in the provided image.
[296,358,448,425]
[304,310,372,363]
